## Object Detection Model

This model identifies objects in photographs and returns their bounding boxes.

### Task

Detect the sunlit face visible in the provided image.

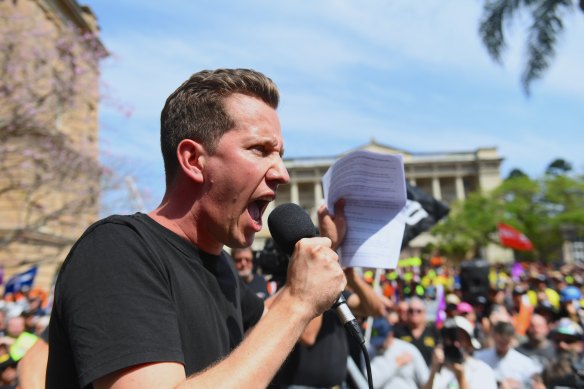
[233,248,254,278]
[528,314,549,342]
[407,301,426,326]
[197,93,289,252]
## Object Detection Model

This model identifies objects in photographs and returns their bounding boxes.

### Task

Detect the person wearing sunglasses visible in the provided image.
[393,297,439,367]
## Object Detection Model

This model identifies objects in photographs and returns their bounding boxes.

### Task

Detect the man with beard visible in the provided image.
[231,247,270,299]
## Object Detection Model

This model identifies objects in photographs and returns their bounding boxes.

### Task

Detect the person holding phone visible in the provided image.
[422,316,496,389]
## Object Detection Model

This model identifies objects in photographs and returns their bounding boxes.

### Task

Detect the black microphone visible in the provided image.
[267,203,365,344]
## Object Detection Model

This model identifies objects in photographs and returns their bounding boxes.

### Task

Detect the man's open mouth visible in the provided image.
[247,199,270,224]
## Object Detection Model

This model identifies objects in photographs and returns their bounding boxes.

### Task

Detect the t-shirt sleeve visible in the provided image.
[55,222,184,387]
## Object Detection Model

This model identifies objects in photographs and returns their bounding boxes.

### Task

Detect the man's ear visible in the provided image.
[177,139,206,183]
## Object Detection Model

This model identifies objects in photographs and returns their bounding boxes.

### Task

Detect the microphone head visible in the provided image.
[268,203,316,255]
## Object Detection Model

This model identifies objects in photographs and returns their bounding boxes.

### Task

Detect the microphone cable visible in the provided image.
[333,298,373,389]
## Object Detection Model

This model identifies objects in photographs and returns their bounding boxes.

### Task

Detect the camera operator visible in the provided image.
[422,316,497,389]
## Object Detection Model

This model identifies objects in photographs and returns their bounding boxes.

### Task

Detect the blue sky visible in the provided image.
[86,0,584,212]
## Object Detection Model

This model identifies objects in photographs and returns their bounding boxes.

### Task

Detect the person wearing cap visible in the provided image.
[475,321,541,389]
[539,317,584,388]
[369,316,429,389]
[559,285,584,324]
[423,316,496,389]
[457,301,488,348]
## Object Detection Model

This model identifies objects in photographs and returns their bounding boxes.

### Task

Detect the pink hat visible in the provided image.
[457,302,474,314]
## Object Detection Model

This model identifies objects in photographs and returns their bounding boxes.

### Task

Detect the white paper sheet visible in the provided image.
[322,150,406,269]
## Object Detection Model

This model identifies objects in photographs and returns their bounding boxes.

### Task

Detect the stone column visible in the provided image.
[291,181,299,204]
[314,182,323,206]
[432,177,442,200]
[455,176,466,201]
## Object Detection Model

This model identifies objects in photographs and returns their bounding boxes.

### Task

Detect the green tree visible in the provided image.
[432,192,500,261]
[479,0,584,95]
[507,168,528,179]
[546,158,573,175]
[431,160,584,262]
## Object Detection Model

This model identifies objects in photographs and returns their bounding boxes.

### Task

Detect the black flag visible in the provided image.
[401,182,450,248]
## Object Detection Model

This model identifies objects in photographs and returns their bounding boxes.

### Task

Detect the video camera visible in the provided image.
[254,238,290,288]
[441,327,464,364]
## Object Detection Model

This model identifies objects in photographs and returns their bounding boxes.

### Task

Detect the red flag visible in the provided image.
[498,223,534,251]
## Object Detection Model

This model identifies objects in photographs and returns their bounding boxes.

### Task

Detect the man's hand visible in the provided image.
[286,236,346,318]
[317,199,346,251]
[430,346,444,372]
[395,352,413,367]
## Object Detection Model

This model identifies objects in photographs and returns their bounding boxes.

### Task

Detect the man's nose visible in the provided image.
[267,157,289,185]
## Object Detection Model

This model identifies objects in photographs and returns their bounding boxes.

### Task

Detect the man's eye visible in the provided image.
[252,146,268,155]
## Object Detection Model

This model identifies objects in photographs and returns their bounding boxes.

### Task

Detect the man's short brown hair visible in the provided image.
[160,68,280,186]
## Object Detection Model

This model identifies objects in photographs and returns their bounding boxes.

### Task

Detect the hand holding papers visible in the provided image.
[322,150,406,269]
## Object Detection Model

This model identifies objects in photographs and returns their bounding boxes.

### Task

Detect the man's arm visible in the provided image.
[345,268,386,318]
[94,236,346,389]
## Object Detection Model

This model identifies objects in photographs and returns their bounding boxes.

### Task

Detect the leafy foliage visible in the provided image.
[432,160,584,262]
[479,0,582,95]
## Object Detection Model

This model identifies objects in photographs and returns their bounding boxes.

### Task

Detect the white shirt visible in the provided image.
[431,357,497,389]
[369,338,429,389]
[475,348,542,389]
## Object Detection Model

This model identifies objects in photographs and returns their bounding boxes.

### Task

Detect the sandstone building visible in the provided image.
[0,0,104,291]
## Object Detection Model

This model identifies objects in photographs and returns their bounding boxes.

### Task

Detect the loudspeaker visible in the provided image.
[459,259,490,304]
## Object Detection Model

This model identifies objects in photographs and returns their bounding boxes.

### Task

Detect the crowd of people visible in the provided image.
[0,288,50,388]
[241,246,584,389]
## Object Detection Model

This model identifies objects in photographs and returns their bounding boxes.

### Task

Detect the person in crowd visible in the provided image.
[4,317,24,341]
[0,311,6,338]
[475,320,541,389]
[423,316,497,389]
[515,313,556,369]
[444,294,460,320]
[231,246,270,299]
[394,297,440,366]
[369,315,429,389]
[395,299,410,325]
[0,356,18,389]
[271,265,385,388]
[559,285,584,324]
[457,301,487,347]
[539,317,584,388]
[46,68,347,389]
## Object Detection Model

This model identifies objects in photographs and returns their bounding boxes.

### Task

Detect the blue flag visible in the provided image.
[3,266,37,296]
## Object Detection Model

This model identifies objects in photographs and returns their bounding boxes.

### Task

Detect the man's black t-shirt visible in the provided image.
[393,323,439,366]
[46,213,264,388]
